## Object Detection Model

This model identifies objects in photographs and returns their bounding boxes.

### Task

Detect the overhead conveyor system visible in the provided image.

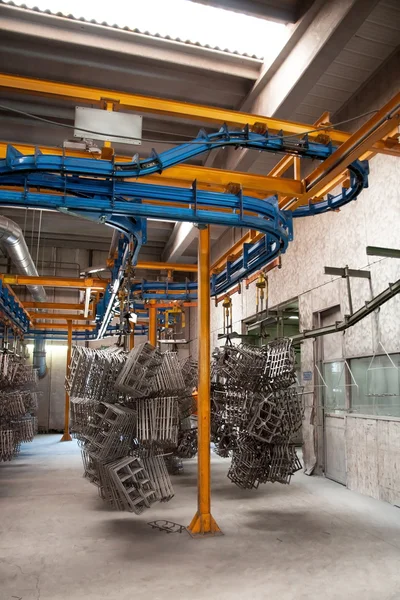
[0,120,372,322]
[0,70,399,539]
[0,87,395,341]
[1,73,399,156]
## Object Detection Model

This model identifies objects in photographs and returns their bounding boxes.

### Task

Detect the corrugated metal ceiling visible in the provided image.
[0,0,284,59]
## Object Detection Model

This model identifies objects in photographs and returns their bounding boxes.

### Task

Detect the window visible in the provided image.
[349,353,400,417]
[321,361,346,412]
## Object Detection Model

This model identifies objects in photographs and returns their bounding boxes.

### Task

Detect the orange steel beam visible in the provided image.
[281,124,399,210]
[214,258,280,305]
[272,112,334,208]
[188,226,221,537]
[133,289,194,296]
[60,320,73,442]
[211,230,263,274]
[2,274,107,290]
[30,313,94,321]
[0,142,300,197]
[148,300,157,346]
[292,93,400,209]
[136,261,197,272]
[129,328,135,350]
[215,285,241,304]
[0,74,398,156]
[23,301,87,310]
[155,301,197,308]
[0,73,354,144]
[211,113,331,271]
[245,258,281,287]
[32,323,96,331]
[268,155,295,178]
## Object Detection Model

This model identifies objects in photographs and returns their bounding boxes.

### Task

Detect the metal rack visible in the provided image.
[212,338,304,488]
[68,343,198,515]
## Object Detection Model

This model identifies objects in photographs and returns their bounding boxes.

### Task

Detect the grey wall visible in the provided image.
[346,415,400,506]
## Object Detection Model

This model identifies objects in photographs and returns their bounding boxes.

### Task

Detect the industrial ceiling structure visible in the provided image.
[0,0,398,263]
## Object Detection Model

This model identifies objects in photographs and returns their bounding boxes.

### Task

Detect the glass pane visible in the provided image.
[350,354,400,417]
[322,361,346,412]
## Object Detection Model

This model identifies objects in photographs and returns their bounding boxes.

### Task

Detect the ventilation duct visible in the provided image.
[0,216,47,377]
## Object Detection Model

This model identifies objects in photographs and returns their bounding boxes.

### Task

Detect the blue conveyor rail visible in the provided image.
[0,125,369,337]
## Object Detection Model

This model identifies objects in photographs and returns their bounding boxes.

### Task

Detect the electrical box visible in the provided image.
[74,106,142,145]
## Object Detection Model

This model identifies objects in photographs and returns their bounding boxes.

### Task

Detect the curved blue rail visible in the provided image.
[0,125,369,220]
[24,324,149,341]
[0,125,369,337]
[0,127,334,177]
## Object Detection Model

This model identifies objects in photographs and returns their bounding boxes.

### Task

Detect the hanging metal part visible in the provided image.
[222,296,232,337]
[211,338,304,489]
[255,272,268,314]
[325,264,371,316]
[0,342,39,461]
[66,342,198,515]
[292,277,400,343]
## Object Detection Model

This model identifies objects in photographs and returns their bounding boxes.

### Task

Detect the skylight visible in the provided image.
[6,0,288,60]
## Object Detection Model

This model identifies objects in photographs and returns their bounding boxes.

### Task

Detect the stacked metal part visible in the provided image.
[211,338,303,489]
[68,343,198,514]
[0,354,39,461]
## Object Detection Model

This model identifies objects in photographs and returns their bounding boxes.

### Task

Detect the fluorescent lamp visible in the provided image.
[148,218,178,224]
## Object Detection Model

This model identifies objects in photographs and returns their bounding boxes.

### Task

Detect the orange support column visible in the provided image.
[60,320,73,442]
[187,226,222,537]
[148,300,157,347]
[129,327,135,351]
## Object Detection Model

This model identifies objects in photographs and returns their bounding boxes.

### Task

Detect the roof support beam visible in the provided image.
[220,0,381,173]
[162,222,198,263]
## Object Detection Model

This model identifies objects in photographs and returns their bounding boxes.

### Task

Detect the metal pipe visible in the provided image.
[148,300,157,346]
[0,215,47,376]
[188,226,221,537]
[60,320,73,442]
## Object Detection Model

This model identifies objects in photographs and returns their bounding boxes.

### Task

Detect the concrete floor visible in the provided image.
[1,437,400,600]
